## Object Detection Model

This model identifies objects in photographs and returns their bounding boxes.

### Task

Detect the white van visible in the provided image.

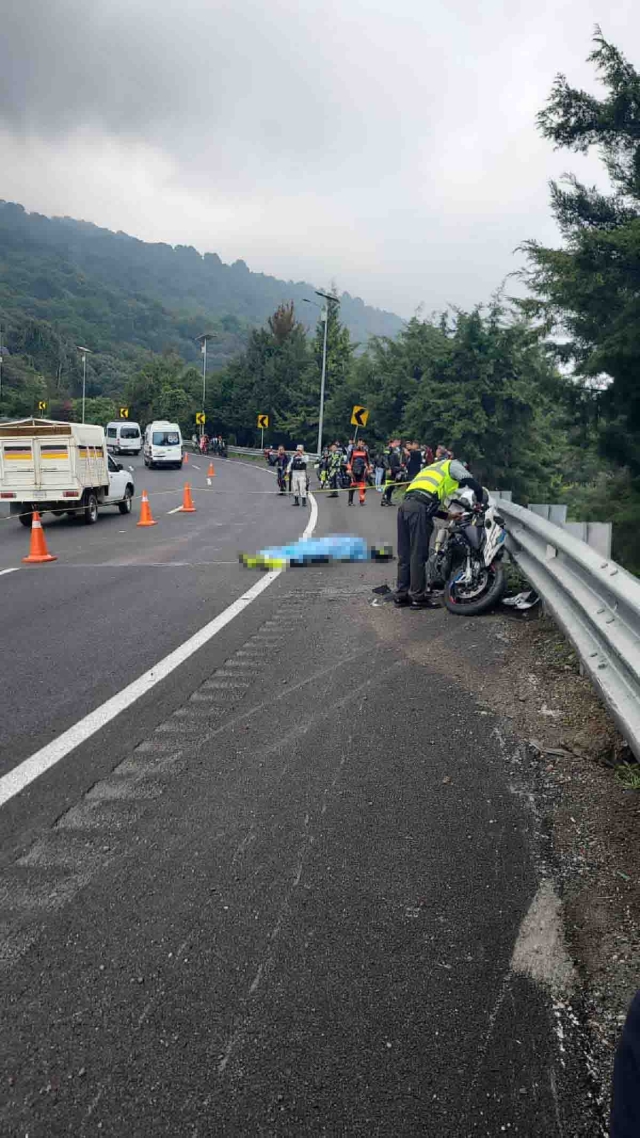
[143,421,183,469]
[106,421,142,455]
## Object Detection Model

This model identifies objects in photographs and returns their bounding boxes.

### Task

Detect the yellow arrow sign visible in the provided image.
[351,405,369,427]
[257,414,269,429]
[196,411,206,426]
[37,400,48,413]
[119,406,130,419]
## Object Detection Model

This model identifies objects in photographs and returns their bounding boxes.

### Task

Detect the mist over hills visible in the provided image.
[0,201,404,370]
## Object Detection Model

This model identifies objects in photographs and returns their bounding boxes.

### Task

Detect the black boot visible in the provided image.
[302,498,307,506]
[292,496,300,506]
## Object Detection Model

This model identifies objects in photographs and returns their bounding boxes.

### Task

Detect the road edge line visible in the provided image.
[0,491,319,809]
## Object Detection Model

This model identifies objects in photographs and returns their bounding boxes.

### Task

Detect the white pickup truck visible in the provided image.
[0,418,135,526]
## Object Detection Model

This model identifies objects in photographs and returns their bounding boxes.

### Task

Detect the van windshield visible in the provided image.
[121,427,140,439]
[107,427,117,438]
[152,431,180,446]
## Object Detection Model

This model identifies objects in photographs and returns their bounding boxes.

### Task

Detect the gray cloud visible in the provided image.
[0,0,638,316]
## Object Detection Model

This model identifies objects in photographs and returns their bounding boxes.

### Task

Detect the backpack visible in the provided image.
[352,454,366,477]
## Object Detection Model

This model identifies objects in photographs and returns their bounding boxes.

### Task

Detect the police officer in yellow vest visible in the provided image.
[395,456,483,608]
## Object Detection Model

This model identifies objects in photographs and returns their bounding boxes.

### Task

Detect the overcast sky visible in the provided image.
[0,0,636,317]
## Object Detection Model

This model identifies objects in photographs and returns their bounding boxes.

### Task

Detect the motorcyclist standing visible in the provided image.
[394,456,483,608]
[287,444,309,507]
[327,444,343,499]
[381,439,405,506]
[275,445,288,494]
[347,440,370,506]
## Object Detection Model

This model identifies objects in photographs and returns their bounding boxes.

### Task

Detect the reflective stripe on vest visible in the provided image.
[406,459,460,503]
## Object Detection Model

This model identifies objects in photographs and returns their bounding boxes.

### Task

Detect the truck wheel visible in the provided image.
[118,487,133,515]
[18,511,32,527]
[83,492,99,525]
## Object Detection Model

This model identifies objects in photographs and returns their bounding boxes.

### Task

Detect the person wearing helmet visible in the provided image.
[288,445,309,507]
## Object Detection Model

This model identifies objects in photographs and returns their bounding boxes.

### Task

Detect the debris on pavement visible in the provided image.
[502,589,541,610]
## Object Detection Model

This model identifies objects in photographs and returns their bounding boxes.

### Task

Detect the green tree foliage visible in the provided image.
[122,356,200,430]
[520,30,640,473]
[71,396,118,426]
[213,303,315,444]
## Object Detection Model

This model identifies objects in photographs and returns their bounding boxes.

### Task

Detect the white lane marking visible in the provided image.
[191,464,201,470]
[303,490,318,541]
[167,506,183,514]
[0,489,319,809]
[0,568,19,577]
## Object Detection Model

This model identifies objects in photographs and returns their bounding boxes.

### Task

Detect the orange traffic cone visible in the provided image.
[137,490,157,527]
[184,450,189,465]
[23,510,57,564]
[207,461,215,479]
[180,483,196,513]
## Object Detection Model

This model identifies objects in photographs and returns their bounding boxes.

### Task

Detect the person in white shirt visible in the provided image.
[287,445,309,507]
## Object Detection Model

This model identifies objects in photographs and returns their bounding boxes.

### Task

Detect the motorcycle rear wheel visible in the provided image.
[444,562,506,616]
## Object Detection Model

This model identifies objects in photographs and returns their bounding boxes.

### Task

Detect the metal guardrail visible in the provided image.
[227,445,321,460]
[497,498,640,760]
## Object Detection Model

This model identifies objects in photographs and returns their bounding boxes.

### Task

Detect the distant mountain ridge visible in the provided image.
[0,201,404,354]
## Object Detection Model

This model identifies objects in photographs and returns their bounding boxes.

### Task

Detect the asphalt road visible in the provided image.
[0,465,595,1135]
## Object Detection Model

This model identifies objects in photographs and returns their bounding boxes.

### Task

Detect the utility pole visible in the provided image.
[303,290,340,455]
[77,346,92,423]
[196,333,212,438]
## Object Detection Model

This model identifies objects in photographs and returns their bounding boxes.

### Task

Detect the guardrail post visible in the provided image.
[562,521,588,544]
[549,504,568,525]
[586,522,612,559]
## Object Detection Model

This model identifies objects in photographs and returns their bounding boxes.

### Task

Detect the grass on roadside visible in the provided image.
[615,762,640,791]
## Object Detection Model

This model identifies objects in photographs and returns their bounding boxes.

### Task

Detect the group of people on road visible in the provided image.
[265,438,487,611]
[192,434,227,457]
[314,438,453,508]
[265,436,493,613]
[265,436,461,515]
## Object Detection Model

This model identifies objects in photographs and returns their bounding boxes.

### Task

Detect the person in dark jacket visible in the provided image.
[405,441,423,480]
[381,439,405,506]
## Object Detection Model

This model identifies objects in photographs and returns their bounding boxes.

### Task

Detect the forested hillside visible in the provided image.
[0,201,402,359]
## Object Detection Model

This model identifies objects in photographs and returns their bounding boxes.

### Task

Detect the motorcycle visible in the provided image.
[428,490,507,616]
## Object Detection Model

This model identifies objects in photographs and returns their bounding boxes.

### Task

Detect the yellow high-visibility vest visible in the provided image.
[406,459,460,502]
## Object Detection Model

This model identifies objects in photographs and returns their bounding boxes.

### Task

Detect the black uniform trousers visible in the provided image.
[396,496,435,600]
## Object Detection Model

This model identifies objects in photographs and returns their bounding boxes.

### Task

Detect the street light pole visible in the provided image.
[196,333,212,438]
[318,307,328,456]
[77,346,92,423]
[303,291,339,455]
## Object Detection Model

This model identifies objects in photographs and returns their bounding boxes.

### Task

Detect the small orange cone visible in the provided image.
[23,510,57,564]
[137,490,157,527]
[183,450,189,465]
[207,461,215,479]
[180,483,196,513]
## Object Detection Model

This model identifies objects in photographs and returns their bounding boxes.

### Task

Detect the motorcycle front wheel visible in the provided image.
[444,562,505,616]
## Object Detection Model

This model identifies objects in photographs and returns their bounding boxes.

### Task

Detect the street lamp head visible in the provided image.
[77,345,92,354]
[315,289,340,305]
